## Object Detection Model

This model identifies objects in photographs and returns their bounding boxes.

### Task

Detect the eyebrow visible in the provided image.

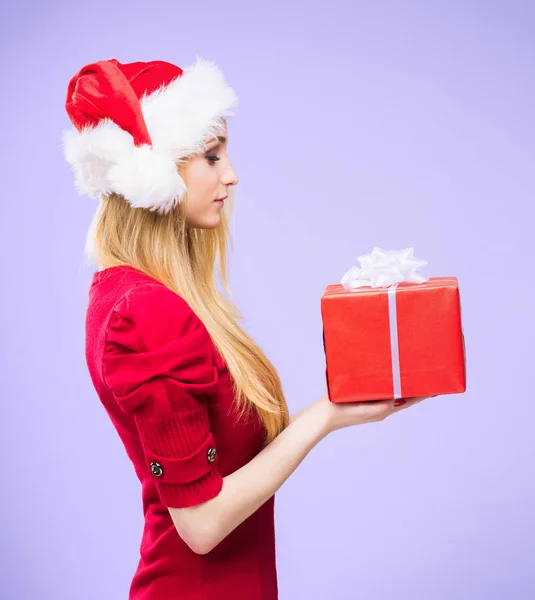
[205,135,227,146]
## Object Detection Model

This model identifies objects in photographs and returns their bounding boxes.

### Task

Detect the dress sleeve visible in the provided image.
[101,283,224,509]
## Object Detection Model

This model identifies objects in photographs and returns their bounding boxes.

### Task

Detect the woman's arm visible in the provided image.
[102,285,332,552]
[170,392,430,554]
[169,399,329,554]
[289,403,309,424]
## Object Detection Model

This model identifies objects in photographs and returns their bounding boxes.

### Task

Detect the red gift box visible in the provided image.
[321,277,466,403]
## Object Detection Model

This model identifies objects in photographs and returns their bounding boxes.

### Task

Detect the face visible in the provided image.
[179,120,239,228]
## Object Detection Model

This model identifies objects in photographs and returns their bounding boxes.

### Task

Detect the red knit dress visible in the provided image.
[85,265,278,599]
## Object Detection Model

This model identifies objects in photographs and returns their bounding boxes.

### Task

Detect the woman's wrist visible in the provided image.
[290,398,332,440]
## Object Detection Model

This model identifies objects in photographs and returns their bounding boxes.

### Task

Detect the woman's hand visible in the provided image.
[313,393,437,436]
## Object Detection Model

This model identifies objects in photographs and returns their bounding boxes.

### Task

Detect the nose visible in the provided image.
[222,161,239,188]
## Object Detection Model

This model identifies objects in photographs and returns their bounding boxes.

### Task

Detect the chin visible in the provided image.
[203,220,220,230]
[187,215,221,229]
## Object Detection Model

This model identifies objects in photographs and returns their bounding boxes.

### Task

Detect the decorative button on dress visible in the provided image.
[85,265,278,599]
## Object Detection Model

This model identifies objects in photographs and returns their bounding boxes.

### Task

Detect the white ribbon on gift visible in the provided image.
[340,247,429,399]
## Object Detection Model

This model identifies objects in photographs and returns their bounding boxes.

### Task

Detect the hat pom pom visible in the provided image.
[107,145,187,213]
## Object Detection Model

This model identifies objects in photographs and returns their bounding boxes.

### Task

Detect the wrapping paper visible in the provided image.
[321,248,466,403]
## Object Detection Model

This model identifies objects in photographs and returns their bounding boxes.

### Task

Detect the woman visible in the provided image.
[62,56,428,600]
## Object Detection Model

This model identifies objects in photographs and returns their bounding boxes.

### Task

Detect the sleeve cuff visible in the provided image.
[159,467,224,508]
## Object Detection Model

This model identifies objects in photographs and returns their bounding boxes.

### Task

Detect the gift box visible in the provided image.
[321,248,466,403]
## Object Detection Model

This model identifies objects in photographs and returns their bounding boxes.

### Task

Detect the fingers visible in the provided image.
[392,395,429,411]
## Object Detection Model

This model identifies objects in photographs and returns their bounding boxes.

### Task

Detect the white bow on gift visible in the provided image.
[339,247,429,399]
[341,247,429,290]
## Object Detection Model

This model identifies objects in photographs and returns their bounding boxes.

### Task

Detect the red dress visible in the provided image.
[85,265,278,599]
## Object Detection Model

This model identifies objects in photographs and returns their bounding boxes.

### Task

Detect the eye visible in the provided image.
[206,154,220,165]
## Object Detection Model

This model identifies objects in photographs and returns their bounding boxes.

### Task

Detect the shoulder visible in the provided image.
[102,283,219,401]
[112,282,194,318]
[106,283,206,352]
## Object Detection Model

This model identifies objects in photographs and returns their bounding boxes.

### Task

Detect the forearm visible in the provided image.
[289,403,309,424]
[206,401,328,551]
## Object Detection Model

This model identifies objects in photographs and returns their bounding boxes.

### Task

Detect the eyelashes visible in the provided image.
[206,155,220,165]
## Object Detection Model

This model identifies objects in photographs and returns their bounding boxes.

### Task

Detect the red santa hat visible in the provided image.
[62,56,238,214]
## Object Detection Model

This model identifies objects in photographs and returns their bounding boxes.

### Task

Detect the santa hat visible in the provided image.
[62,56,238,214]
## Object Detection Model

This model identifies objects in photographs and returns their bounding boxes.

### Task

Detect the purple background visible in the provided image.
[2,1,534,598]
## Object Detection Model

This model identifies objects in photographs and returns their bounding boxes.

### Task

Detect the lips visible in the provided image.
[214,195,228,202]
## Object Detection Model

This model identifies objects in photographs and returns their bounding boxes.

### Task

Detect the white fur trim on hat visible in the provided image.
[62,56,238,213]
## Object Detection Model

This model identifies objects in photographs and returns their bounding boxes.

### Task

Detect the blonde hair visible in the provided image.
[85,163,290,448]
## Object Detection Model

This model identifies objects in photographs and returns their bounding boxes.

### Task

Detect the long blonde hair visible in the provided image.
[85,166,290,448]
